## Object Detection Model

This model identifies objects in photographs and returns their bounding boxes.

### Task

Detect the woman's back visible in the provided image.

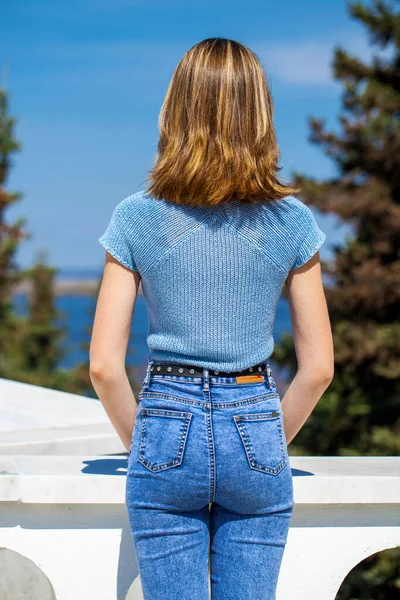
[98,190,326,371]
[92,37,334,600]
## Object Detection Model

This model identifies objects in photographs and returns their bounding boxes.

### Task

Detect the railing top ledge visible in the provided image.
[0,455,398,505]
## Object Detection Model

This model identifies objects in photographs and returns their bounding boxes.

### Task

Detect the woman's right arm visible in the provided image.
[281,251,334,446]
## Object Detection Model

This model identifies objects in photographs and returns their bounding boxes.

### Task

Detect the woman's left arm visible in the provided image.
[89,251,141,452]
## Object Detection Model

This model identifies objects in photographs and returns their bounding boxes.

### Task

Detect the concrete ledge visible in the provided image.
[0,455,398,504]
[0,378,126,455]
[0,456,399,600]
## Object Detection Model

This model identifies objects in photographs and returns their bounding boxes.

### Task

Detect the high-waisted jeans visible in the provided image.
[125,361,294,600]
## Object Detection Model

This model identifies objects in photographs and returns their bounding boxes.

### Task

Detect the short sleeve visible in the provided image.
[98,200,138,271]
[290,204,326,270]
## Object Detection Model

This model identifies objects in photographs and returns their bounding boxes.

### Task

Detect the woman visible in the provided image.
[90,37,334,600]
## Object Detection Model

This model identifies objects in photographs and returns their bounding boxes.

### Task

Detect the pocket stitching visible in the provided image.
[233,412,287,476]
[138,409,192,472]
[234,410,280,421]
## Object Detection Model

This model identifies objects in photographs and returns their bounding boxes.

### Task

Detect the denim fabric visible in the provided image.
[125,363,294,600]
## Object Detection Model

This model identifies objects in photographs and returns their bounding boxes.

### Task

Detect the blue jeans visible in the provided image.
[125,361,294,599]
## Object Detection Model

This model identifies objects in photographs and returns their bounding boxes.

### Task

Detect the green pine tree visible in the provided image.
[0,84,140,399]
[0,86,94,393]
[0,88,30,377]
[5,250,73,390]
[274,2,400,597]
[275,0,400,458]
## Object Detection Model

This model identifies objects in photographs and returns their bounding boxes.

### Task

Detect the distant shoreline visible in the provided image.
[12,279,144,297]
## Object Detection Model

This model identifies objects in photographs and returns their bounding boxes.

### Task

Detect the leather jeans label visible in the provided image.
[235,374,265,384]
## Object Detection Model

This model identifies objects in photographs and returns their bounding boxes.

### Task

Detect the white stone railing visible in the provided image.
[0,455,399,599]
[0,378,127,455]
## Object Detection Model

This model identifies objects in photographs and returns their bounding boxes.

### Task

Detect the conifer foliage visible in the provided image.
[275,0,400,457]
[0,86,138,396]
[275,4,400,593]
[0,88,85,392]
[0,89,29,378]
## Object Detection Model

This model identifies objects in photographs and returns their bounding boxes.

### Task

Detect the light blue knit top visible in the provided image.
[98,190,326,371]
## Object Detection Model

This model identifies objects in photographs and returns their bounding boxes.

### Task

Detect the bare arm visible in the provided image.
[281,251,334,446]
[89,251,141,452]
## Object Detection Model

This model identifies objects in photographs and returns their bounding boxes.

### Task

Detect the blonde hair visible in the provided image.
[144,37,300,207]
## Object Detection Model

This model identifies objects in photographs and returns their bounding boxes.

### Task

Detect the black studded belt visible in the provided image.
[150,361,271,378]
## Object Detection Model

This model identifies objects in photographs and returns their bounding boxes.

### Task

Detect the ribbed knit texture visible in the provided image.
[98,191,326,371]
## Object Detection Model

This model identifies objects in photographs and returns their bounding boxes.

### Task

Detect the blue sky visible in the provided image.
[1,0,374,271]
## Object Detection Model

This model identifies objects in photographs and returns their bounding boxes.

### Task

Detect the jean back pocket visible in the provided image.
[233,409,287,475]
[138,407,192,472]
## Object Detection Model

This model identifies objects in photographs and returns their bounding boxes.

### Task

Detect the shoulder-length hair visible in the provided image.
[145,37,300,207]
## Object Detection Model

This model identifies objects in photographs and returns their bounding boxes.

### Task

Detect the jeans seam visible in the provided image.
[137,391,280,409]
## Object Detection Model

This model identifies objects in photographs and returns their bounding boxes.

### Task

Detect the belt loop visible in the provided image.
[203,367,209,392]
[142,360,154,390]
[266,362,273,390]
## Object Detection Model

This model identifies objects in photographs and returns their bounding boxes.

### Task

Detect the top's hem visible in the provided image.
[146,351,274,373]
